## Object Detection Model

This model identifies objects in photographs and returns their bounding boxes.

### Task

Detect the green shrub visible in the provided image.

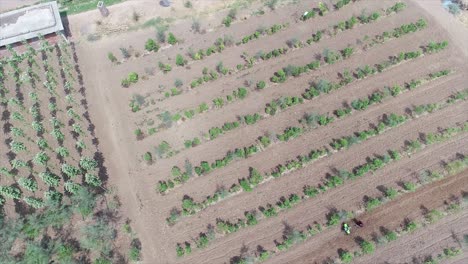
[107,52,117,63]
[384,187,398,199]
[145,39,160,52]
[143,152,152,162]
[360,240,375,254]
[402,181,416,191]
[128,72,139,83]
[404,221,417,232]
[175,54,186,66]
[168,33,178,45]
[339,250,353,263]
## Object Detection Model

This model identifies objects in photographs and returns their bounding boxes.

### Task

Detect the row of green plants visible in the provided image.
[171,112,468,253]
[155,65,451,193]
[242,3,409,72]
[127,0,361,95]
[137,13,414,139]
[135,4,412,132]
[231,149,466,264]
[239,23,289,45]
[0,40,103,209]
[166,89,465,223]
[186,40,446,148]
[337,172,467,264]
[140,21,434,161]
[173,147,403,256]
[190,63,228,88]
[136,86,248,136]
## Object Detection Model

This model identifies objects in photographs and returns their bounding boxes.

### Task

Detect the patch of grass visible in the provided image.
[60,0,125,15]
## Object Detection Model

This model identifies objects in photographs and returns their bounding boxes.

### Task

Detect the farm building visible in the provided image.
[0,1,64,47]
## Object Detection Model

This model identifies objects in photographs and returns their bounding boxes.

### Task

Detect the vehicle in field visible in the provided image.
[342,223,351,235]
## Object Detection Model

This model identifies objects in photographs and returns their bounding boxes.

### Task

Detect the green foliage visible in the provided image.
[56,146,70,157]
[64,181,81,194]
[158,62,172,73]
[256,80,266,89]
[80,157,98,171]
[107,52,117,63]
[404,220,417,232]
[384,230,397,241]
[360,240,375,254]
[386,2,406,14]
[384,187,398,199]
[85,173,102,187]
[365,197,381,211]
[167,32,178,45]
[23,197,45,208]
[175,54,186,66]
[129,246,141,262]
[128,72,139,83]
[403,181,416,191]
[144,152,152,162]
[18,177,38,192]
[277,127,303,141]
[80,220,116,256]
[339,250,353,263]
[145,39,160,52]
[0,185,22,199]
[39,172,60,187]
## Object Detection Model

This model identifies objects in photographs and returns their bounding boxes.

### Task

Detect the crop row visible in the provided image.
[174,122,468,258]
[176,123,468,254]
[136,5,414,136]
[152,41,433,160]
[156,64,452,193]
[133,1,406,113]
[165,88,466,225]
[0,40,102,209]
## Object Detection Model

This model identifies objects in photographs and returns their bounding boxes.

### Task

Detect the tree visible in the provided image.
[40,172,60,187]
[257,80,266,89]
[10,140,26,153]
[129,246,141,262]
[33,151,49,166]
[80,220,116,256]
[339,250,353,263]
[71,187,96,217]
[23,197,45,208]
[360,240,375,254]
[62,164,82,178]
[0,185,22,199]
[64,181,81,194]
[56,146,70,157]
[23,242,51,263]
[85,173,102,187]
[18,177,38,192]
[80,157,98,171]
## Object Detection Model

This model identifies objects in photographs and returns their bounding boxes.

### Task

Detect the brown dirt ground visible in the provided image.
[71,0,468,263]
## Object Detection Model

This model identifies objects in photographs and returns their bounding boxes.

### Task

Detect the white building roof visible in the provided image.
[0,1,64,47]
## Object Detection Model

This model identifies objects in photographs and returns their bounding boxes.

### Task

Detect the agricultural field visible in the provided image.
[1,0,468,263]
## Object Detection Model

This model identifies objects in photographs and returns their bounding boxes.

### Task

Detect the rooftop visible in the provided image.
[0,1,64,47]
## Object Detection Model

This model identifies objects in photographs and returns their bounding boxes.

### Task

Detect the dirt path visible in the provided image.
[412,0,468,57]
